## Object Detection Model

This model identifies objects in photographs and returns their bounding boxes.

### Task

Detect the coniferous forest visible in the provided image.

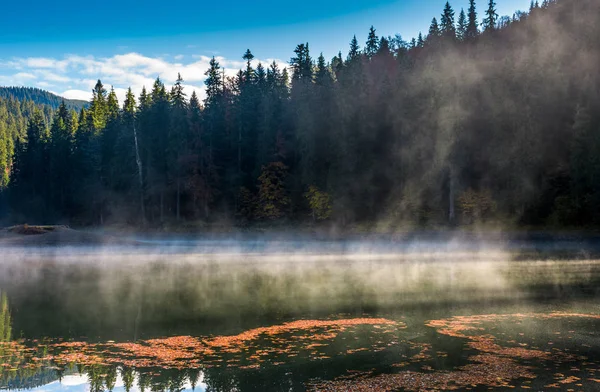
[1,0,600,229]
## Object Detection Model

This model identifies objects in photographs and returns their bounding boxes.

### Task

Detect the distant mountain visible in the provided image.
[0,87,87,111]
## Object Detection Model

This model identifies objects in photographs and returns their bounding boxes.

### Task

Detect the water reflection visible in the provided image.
[1,243,600,391]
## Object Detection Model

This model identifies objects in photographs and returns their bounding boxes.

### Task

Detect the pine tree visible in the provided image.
[315,54,332,86]
[147,77,171,222]
[427,17,441,42]
[169,74,189,221]
[466,0,479,40]
[204,57,223,107]
[290,43,313,82]
[457,9,468,41]
[440,2,456,39]
[100,88,120,209]
[256,63,267,92]
[11,110,49,219]
[378,37,391,55]
[186,90,213,219]
[347,35,361,62]
[89,80,108,133]
[365,26,379,58]
[242,49,255,85]
[417,32,425,47]
[483,0,498,31]
[49,101,76,215]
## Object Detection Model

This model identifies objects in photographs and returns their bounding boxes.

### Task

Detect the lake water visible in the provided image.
[0,234,599,391]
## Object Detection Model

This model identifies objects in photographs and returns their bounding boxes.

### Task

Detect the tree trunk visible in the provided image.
[133,121,146,224]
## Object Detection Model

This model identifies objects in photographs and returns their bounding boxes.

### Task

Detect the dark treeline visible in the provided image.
[3,0,600,228]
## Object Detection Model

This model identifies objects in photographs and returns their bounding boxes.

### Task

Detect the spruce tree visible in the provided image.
[378,37,391,55]
[365,26,379,58]
[12,110,49,218]
[347,35,361,62]
[315,54,332,86]
[204,57,223,107]
[242,49,255,85]
[466,0,479,40]
[483,0,498,31]
[417,32,425,47]
[290,43,313,81]
[170,74,189,221]
[457,9,468,41]
[427,18,441,42]
[440,2,456,39]
[89,80,108,133]
[256,63,267,92]
[49,101,76,215]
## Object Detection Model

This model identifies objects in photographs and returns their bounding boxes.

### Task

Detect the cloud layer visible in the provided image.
[0,53,288,104]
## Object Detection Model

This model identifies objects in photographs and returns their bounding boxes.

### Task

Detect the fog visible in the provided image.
[1,233,599,342]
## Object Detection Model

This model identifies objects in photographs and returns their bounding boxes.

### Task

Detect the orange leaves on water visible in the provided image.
[309,354,534,392]
[310,312,600,392]
[35,317,403,372]
[205,318,400,350]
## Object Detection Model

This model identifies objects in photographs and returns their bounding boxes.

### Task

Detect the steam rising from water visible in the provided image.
[0,234,599,341]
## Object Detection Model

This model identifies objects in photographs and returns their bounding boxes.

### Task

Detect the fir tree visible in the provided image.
[89,80,108,133]
[457,9,468,41]
[365,26,379,58]
[440,2,456,39]
[315,54,332,86]
[417,32,425,47]
[347,35,361,62]
[427,17,441,42]
[204,57,223,107]
[483,0,498,31]
[466,0,479,40]
[290,43,313,81]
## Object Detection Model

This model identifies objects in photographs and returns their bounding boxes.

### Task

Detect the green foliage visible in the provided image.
[458,189,497,224]
[257,162,290,220]
[304,185,332,221]
[0,293,11,342]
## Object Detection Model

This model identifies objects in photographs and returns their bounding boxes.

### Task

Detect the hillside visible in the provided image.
[0,87,87,112]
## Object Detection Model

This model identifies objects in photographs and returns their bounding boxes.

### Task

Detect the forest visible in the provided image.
[0,0,599,229]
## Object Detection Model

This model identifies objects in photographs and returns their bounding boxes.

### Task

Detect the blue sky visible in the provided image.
[0,0,531,102]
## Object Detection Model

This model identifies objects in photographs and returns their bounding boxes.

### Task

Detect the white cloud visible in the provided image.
[61,89,92,101]
[37,81,54,88]
[0,52,288,104]
[13,72,36,79]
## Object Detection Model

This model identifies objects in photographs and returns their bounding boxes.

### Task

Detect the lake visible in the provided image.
[0,233,599,391]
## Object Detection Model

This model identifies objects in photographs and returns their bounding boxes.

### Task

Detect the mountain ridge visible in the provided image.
[0,86,87,111]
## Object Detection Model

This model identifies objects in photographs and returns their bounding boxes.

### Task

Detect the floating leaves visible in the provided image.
[309,312,600,391]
